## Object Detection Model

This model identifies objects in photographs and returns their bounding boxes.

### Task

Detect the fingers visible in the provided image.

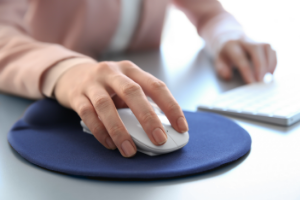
[61,60,188,158]
[219,40,277,83]
[112,95,128,108]
[119,61,189,134]
[105,68,168,146]
[240,41,267,81]
[85,86,137,157]
[264,44,277,74]
[222,41,255,83]
[71,95,117,150]
[215,56,232,81]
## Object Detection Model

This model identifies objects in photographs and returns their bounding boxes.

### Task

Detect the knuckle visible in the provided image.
[94,96,111,110]
[108,125,124,139]
[122,82,142,97]
[91,125,104,135]
[149,80,166,91]
[166,102,181,114]
[77,104,94,118]
[120,60,140,74]
[120,60,135,67]
[139,111,157,125]
[96,62,112,73]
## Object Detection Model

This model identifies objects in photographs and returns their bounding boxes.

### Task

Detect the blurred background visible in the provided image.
[162,0,300,83]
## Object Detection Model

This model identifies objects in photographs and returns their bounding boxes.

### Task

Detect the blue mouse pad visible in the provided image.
[8,99,251,179]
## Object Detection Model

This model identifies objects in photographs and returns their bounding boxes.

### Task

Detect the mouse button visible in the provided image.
[117,109,155,147]
[127,124,178,153]
[140,134,178,153]
[129,126,178,152]
[157,114,171,126]
[118,108,134,117]
[166,129,189,146]
[129,124,150,143]
[118,109,139,125]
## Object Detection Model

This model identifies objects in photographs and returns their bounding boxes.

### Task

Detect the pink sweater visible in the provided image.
[0,0,244,99]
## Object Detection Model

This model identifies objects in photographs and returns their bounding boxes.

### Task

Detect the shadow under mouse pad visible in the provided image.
[8,99,251,179]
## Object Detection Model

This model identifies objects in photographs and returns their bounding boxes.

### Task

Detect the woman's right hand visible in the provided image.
[54,60,189,157]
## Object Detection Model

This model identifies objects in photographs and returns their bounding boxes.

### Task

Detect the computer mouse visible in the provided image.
[80,108,189,156]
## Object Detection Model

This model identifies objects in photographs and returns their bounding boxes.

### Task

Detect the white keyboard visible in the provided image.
[197,82,300,126]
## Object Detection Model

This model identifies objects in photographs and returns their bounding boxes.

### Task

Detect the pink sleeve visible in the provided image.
[172,0,246,58]
[0,0,92,99]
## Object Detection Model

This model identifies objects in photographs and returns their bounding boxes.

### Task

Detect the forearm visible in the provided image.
[0,24,89,99]
[0,0,94,99]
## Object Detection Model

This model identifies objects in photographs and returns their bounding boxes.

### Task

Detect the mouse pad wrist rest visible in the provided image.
[8,99,251,179]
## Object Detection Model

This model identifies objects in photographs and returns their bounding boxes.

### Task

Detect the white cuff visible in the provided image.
[200,13,246,58]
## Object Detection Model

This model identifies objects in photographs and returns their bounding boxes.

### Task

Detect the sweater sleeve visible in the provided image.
[0,0,93,99]
[172,0,246,58]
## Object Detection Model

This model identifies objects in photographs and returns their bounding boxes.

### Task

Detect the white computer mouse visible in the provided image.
[80,108,189,156]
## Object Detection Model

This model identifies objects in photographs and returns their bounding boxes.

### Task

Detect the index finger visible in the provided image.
[85,86,137,157]
[105,65,168,146]
[120,61,189,134]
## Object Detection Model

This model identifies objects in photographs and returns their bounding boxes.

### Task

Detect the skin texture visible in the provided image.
[54,39,277,158]
[54,60,189,158]
[215,39,277,83]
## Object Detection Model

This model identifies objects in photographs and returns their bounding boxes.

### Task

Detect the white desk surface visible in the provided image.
[1,1,300,199]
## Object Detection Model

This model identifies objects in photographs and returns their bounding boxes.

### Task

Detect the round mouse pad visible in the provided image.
[8,99,251,179]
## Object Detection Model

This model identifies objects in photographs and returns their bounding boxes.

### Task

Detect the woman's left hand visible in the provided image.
[214,39,277,83]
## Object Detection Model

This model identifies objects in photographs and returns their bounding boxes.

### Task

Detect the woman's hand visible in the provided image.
[215,39,277,83]
[54,61,189,157]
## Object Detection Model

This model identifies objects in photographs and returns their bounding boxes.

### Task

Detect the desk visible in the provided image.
[1,1,300,199]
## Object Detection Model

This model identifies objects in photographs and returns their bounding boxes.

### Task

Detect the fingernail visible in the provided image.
[152,128,167,145]
[105,137,116,150]
[177,117,188,133]
[121,140,136,157]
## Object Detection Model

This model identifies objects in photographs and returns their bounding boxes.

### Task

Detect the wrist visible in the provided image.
[200,13,246,58]
[54,62,98,108]
[42,58,97,98]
